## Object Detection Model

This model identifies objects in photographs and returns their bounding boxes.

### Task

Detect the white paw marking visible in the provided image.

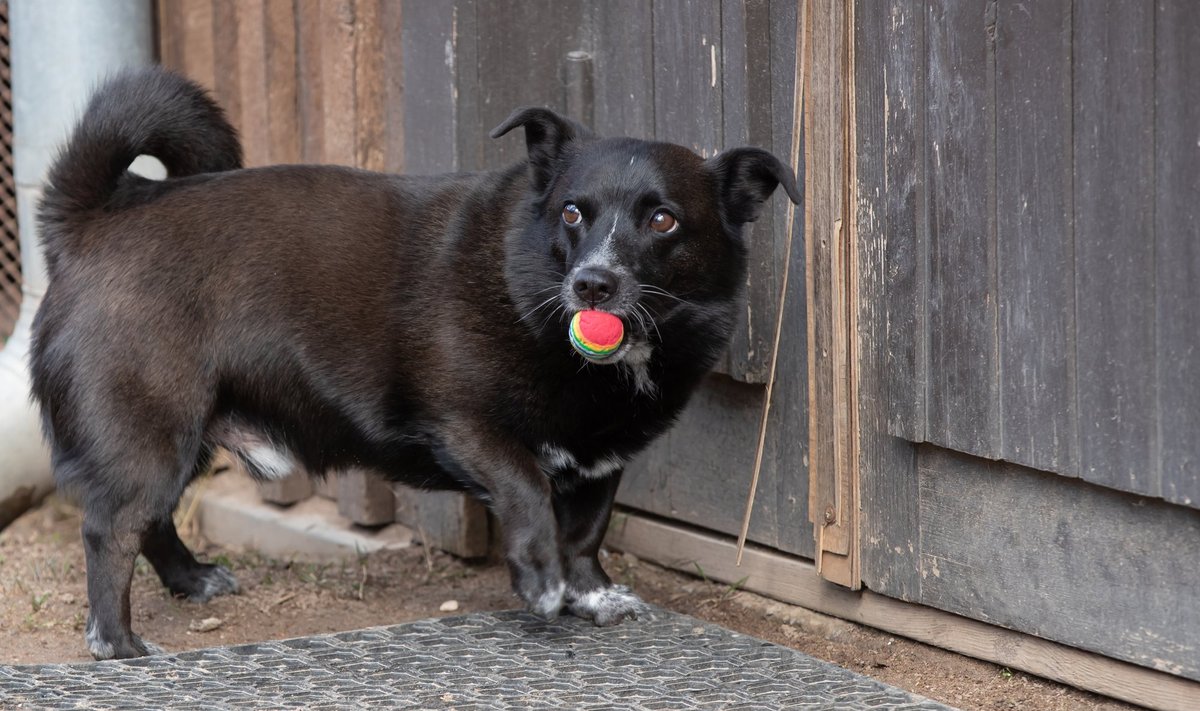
[85,616,115,660]
[569,585,644,623]
[534,580,566,617]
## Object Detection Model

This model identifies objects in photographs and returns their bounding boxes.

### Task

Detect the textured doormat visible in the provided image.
[0,608,955,710]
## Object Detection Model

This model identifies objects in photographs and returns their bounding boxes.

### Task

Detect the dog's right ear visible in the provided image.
[490,107,592,192]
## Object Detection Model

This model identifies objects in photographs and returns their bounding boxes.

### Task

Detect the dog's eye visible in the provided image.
[650,210,678,235]
[562,203,583,226]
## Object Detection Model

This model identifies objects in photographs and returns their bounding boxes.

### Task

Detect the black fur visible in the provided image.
[30,67,800,659]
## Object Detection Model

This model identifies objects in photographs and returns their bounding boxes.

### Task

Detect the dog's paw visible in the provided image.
[526,579,566,619]
[567,584,644,626]
[86,617,167,660]
[178,563,240,603]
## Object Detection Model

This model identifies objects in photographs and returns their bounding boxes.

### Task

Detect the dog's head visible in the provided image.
[495,107,801,366]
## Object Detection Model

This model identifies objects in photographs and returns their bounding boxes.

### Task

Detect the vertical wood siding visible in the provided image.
[159,0,810,553]
[872,0,1198,509]
[159,0,403,171]
[1155,2,1200,508]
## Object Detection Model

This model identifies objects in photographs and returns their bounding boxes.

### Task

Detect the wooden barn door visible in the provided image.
[847,0,1200,682]
[399,0,814,559]
[159,0,814,559]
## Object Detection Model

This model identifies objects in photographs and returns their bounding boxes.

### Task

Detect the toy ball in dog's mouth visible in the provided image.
[569,310,624,362]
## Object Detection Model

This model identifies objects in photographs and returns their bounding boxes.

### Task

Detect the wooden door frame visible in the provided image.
[804,0,860,589]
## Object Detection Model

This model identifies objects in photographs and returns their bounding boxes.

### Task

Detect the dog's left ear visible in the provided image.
[490,107,594,192]
[706,147,802,225]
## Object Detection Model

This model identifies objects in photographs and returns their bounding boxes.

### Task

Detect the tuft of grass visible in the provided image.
[717,576,750,604]
[1000,667,1014,680]
[30,592,50,613]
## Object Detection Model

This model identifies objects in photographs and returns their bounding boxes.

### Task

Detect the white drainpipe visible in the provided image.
[1,1,154,529]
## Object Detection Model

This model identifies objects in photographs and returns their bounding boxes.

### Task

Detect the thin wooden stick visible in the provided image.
[737,0,810,565]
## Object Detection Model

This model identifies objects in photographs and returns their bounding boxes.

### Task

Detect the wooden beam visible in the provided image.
[606,510,1200,711]
[805,0,859,588]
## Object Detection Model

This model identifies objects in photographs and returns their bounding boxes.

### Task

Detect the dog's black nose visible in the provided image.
[572,267,618,306]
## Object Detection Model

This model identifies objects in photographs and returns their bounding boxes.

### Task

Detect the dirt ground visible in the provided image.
[0,496,1136,711]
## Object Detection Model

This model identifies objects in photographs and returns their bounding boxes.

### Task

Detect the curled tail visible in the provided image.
[38,67,242,239]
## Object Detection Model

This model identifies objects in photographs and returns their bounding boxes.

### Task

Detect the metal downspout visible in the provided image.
[0,0,154,529]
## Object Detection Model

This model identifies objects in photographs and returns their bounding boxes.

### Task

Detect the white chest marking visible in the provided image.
[538,444,625,479]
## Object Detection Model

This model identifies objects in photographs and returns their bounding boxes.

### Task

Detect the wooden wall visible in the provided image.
[857,0,1199,509]
[158,0,812,557]
[158,0,403,172]
[853,0,1200,682]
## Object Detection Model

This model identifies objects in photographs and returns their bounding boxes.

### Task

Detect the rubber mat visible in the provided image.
[0,608,956,709]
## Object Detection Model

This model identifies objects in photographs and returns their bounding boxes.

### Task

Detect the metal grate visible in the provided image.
[0,609,956,710]
[0,2,18,341]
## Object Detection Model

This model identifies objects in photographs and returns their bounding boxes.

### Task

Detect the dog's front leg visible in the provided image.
[441,426,565,618]
[554,472,645,626]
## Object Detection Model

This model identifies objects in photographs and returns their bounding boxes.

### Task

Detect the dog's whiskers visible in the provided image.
[636,302,662,343]
[629,306,648,339]
[517,293,560,325]
[639,283,697,306]
[536,301,568,334]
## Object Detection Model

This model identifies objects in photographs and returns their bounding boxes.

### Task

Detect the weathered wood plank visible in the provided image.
[651,1,722,158]
[176,0,216,91]
[583,0,653,139]
[994,0,1076,474]
[380,0,405,174]
[804,0,859,584]
[211,0,242,142]
[264,0,301,164]
[337,468,395,526]
[721,0,776,384]
[353,0,386,172]
[619,373,813,558]
[917,446,1200,683]
[156,0,182,75]
[393,485,489,559]
[451,0,482,172]
[804,0,840,542]
[924,0,1000,459]
[608,509,1200,711]
[877,0,928,446]
[319,0,357,166]
[258,470,313,506]
[399,0,457,174]
[235,0,271,168]
[1155,2,1200,509]
[853,0,922,601]
[295,0,325,163]
[1073,1,1156,495]
[316,475,338,500]
[475,0,583,170]
[764,0,809,563]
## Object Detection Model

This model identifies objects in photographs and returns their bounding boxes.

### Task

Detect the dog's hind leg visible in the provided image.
[141,517,239,602]
[139,441,240,602]
[80,499,168,660]
[72,411,214,659]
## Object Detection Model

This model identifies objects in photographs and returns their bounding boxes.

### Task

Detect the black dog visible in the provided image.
[31,68,799,659]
